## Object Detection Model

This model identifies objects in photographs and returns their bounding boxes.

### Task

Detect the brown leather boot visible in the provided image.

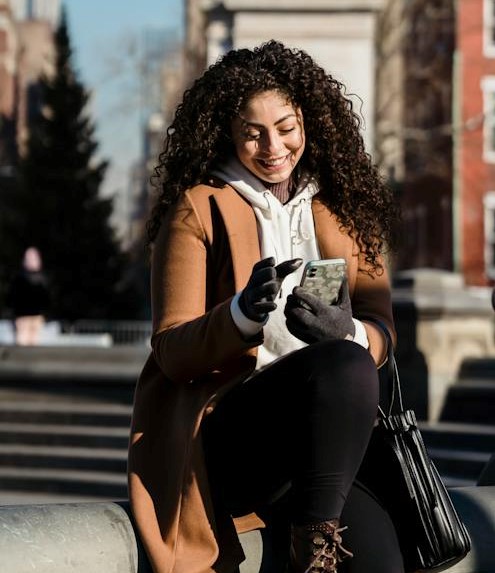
[289,519,353,573]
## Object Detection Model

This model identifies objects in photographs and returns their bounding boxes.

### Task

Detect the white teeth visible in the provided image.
[261,157,286,166]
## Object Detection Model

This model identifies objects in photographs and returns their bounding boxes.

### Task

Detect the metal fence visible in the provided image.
[65,320,152,346]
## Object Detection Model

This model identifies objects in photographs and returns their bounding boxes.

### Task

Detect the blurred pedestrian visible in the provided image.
[128,40,400,573]
[7,247,50,345]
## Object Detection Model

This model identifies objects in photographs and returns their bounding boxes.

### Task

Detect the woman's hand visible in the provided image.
[239,257,303,322]
[284,277,355,343]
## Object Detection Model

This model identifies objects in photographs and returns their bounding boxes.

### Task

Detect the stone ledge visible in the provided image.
[0,487,494,573]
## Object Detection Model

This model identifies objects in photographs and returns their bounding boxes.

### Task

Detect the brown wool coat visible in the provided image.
[128,181,396,573]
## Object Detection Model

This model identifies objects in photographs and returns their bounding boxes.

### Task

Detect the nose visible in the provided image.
[260,130,283,155]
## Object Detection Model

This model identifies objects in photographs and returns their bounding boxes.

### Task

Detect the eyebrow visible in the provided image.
[239,113,298,128]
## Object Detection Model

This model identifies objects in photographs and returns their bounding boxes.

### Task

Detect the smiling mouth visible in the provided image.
[257,155,288,167]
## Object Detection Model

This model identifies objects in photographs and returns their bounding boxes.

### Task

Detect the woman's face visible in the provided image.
[231,90,305,183]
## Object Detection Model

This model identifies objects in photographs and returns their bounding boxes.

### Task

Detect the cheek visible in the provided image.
[235,141,256,162]
[292,132,305,155]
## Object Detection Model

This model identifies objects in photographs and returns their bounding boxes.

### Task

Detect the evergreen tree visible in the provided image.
[19,8,138,321]
[0,173,25,314]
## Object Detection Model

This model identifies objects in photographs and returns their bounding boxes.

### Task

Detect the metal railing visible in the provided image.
[65,320,152,346]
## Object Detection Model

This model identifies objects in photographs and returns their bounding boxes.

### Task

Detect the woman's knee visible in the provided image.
[307,339,377,381]
[303,340,379,405]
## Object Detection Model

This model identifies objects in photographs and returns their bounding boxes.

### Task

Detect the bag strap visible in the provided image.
[359,316,404,417]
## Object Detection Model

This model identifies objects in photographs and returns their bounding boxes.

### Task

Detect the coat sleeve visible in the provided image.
[351,251,396,366]
[150,193,260,384]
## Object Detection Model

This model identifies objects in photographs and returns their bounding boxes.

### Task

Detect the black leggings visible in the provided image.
[202,339,404,572]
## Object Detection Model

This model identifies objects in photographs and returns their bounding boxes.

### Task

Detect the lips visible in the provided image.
[257,155,288,168]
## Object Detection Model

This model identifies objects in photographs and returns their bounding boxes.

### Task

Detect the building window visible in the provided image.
[481,77,495,163]
[484,0,495,57]
[484,192,495,278]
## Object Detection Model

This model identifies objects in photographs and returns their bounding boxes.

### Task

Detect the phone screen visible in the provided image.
[300,259,347,305]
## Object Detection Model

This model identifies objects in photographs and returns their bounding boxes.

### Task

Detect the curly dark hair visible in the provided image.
[148,40,399,270]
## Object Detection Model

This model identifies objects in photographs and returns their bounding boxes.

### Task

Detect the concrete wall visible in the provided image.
[393,269,495,420]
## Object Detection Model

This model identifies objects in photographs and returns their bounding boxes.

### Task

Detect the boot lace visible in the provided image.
[303,522,353,573]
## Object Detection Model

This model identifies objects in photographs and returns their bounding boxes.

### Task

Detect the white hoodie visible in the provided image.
[212,156,368,371]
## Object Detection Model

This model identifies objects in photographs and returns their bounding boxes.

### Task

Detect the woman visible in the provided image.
[128,41,401,573]
[7,247,50,345]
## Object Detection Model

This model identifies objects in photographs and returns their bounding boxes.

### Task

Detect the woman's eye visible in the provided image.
[245,131,261,140]
[279,126,296,135]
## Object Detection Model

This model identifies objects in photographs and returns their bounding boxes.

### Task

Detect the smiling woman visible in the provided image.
[128,40,402,573]
[231,91,305,183]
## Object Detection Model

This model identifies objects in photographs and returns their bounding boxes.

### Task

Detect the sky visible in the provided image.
[64,0,183,201]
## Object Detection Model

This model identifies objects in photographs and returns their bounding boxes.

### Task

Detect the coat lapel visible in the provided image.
[214,187,261,291]
[312,198,355,260]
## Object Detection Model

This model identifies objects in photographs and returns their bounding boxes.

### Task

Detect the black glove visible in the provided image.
[284,277,355,343]
[239,257,303,322]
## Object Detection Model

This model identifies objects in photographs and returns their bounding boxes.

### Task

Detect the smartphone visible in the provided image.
[300,258,347,305]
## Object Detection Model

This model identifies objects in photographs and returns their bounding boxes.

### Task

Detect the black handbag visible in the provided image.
[357,319,471,572]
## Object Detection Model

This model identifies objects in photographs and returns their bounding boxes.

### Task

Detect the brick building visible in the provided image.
[456,0,495,285]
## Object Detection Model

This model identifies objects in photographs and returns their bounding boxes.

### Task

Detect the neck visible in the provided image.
[264,177,294,204]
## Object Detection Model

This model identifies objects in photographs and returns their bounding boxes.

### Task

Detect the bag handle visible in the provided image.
[359,316,404,417]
